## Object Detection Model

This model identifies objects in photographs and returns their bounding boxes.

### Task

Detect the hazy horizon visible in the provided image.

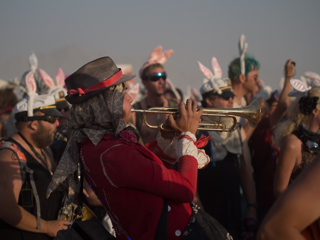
[1,0,319,96]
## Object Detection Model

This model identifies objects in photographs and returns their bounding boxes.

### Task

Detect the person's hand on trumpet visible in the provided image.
[167,99,203,135]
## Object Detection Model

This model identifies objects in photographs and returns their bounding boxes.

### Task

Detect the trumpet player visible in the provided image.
[195,77,257,240]
[47,56,234,240]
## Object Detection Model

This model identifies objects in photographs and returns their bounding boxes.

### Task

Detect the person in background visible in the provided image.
[195,76,257,240]
[0,70,69,239]
[257,153,320,239]
[228,35,261,140]
[270,78,320,238]
[249,59,294,227]
[0,79,18,139]
[132,45,177,144]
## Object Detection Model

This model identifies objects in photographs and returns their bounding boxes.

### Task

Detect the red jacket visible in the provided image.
[79,133,198,240]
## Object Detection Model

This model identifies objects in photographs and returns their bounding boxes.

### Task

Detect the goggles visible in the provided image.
[22,115,58,124]
[146,72,167,82]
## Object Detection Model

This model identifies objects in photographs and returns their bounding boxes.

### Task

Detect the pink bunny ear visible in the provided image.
[26,71,36,94]
[55,68,65,87]
[148,45,163,63]
[158,49,174,65]
[39,69,55,88]
[139,45,174,78]
[198,61,213,79]
[211,57,222,78]
[25,71,37,117]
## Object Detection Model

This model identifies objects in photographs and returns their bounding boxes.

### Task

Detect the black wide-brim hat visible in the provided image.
[65,57,135,104]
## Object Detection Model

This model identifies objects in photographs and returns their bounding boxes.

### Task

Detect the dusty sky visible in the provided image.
[1,0,319,96]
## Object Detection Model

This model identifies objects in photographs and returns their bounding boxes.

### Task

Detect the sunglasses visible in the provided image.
[146,72,167,82]
[27,115,58,124]
[217,95,233,101]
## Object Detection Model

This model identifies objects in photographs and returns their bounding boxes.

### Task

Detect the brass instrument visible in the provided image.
[58,196,97,222]
[132,98,261,132]
[54,132,68,142]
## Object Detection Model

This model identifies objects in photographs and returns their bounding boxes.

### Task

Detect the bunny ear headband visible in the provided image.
[288,79,311,97]
[239,34,248,75]
[139,45,174,78]
[198,57,224,94]
[304,72,320,87]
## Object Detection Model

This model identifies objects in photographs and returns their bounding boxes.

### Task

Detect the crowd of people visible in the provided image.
[0,35,320,240]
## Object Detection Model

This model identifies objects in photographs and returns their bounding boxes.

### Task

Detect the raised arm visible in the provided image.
[269,59,295,129]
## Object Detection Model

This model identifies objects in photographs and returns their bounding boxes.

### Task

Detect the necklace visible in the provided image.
[18,132,53,175]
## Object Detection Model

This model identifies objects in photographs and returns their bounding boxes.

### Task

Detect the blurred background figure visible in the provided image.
[228,35,261,140]
[0,71,69,239]
[195,57,257,240]
[249,59,294,228]
[257,153,320,240]
[272,78,320,238]
[132,45,176,144]
[164,78,183,105]
[0,79,18,139]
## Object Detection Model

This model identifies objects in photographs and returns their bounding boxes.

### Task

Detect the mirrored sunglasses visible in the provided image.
[147,72,167,82]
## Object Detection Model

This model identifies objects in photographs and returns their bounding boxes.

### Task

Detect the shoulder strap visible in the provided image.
[0,141,27,183]
[0,140,42,229]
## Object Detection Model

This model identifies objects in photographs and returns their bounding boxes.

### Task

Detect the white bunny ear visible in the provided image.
[25,71,37,117]
[158,49,174,65]
[38,69,55,88]
[198,61,213,79]
[300,75,308,85]
[304,72,320,86]
[29,53,38,71]
[238,34,248,75]
[55,68,65,87]
[305,71,320,81]
[288,79,311,97]
[211,57,222,78]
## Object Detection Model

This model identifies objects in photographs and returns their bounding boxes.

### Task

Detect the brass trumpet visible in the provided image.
[132,98,261,132]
